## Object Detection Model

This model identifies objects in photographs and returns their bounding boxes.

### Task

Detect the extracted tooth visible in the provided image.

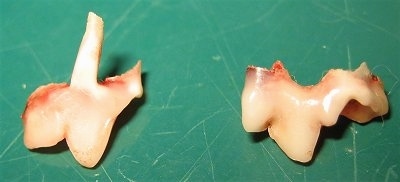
[22,12,143,168]
[241,60,388,162]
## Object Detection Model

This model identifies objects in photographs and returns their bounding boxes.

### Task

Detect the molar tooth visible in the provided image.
[22,12,143,168]
[241,61,389,163]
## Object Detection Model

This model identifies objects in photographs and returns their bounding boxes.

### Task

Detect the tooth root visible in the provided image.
[340,62,389,122]
[22,84,69,149]
[102,61,144,104]
[268,118,321,163]
[241,66,274,132]
[66,117,116,168]
[71,12,104,90]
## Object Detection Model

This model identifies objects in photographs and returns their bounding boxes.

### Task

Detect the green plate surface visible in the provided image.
[1,1,399,181]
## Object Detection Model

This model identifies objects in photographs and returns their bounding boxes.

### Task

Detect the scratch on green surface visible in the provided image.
[261,143,293,182]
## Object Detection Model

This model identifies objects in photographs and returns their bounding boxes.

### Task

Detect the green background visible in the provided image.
[1,0,399,181]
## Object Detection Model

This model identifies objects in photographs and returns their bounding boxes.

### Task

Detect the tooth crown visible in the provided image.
[241,61,388,162]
